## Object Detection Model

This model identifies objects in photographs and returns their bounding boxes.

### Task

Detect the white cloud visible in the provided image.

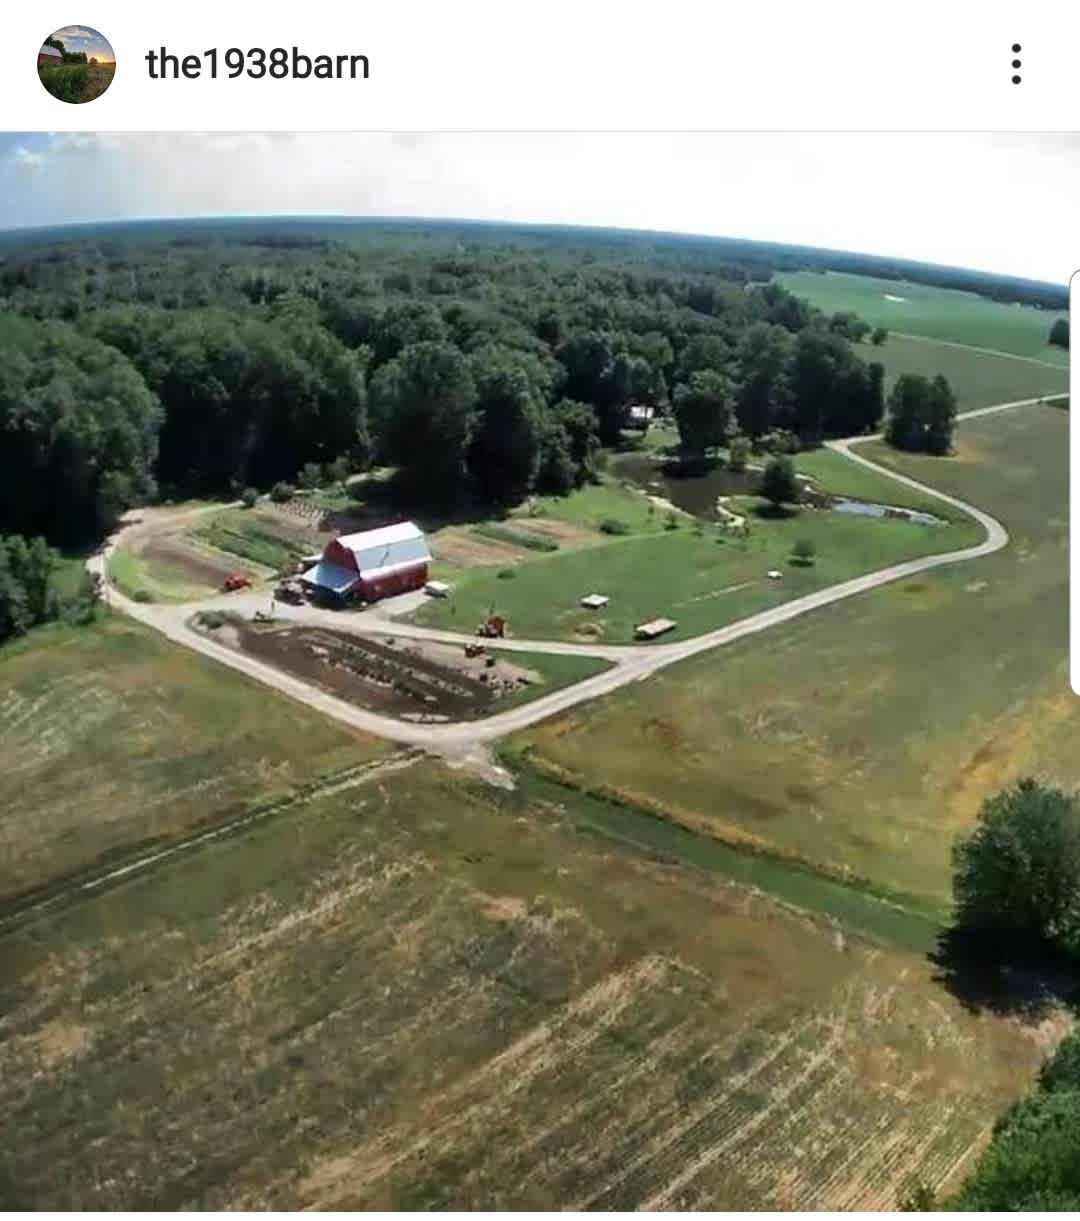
[12,146,42,172]
[1,132,1077,282]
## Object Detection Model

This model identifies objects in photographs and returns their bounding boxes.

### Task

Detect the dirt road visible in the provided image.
[88,402,1030,764]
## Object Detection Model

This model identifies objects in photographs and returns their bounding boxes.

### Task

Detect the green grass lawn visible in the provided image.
[422,475,669,587]
[0,618,384,909]
[413,500,980,644]
[513,475,670,536]
[775,270,1069,365]
[616,421,681,455]
[0,757,1048,1210]
[518,404,1072,909]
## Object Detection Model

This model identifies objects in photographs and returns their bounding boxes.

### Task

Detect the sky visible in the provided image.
[1,132,1077,283]
[42,25,115,63]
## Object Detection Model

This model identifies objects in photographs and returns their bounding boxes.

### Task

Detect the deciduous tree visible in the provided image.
[952,778,1080,948]
[759,455,799,510]
[673,370,733,460]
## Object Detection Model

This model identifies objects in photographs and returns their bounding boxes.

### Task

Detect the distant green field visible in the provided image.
[870,334,1066,411]
[776,270,1068,365]
[413,503,980,644]
[519,405,1073,909]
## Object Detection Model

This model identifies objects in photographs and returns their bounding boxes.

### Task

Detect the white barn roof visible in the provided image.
[39,44,63,58]
[337,521,430,576]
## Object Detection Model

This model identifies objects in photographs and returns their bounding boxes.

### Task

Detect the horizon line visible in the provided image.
[0,212,1067,291]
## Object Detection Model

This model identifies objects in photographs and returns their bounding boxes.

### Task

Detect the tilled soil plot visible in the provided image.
[231,625,537,721]
[142,538,245,587]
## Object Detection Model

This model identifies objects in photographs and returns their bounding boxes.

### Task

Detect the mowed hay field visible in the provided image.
[0,761,1058,1210]
[0,619,385,908]
[775,270,1069,364]
[519,405,1072,909]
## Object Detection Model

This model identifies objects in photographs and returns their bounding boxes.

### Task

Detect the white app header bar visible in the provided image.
[1,0,1077,132]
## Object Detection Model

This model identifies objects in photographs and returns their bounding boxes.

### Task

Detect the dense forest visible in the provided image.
[6,217,1021,559]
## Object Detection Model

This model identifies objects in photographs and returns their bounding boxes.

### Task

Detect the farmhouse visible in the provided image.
[301,521,431,604]
[38,44,64,65]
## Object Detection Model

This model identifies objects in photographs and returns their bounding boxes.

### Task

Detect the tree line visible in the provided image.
[0,221,968,551]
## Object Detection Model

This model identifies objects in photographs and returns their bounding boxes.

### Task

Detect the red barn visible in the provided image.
[301,521,430,604]
[38,45,64,65]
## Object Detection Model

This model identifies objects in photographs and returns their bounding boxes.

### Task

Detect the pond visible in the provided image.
[611,453,944,526]
[611,452,760,519]
[831,498,943,526]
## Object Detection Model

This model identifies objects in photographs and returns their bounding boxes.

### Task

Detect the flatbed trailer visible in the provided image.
[634,617,677,641]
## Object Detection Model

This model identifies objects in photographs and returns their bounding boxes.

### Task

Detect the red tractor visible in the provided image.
[221,573,252,593]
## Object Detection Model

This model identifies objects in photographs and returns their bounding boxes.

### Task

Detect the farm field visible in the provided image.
[191,507,320,574]
[775,270,1069,364]
[104,502,267,602]
[0,619,384,910]
[0,760,1057,1210]
[412,501,980,644]
[868,333,1066,411]
[518,404,1071,909]
[107,539,248,603]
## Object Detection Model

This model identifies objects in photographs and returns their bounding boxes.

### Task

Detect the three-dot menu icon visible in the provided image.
[1011,44,1021,85]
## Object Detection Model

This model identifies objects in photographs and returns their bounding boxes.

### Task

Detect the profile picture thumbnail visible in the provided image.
[38,26,115,104]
